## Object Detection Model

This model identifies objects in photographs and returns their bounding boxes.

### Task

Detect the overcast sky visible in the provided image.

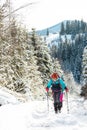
[2,0,87,30]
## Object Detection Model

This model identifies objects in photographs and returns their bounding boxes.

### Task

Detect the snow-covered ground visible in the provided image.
[0,88,87,130]
[45,33,72,48]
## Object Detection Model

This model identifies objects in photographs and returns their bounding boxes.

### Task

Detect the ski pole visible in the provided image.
[47,91,49,112]
[66,92,69,114]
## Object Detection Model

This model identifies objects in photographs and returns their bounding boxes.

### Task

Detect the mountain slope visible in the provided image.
[36,20,68,36]
[36,22,61,36]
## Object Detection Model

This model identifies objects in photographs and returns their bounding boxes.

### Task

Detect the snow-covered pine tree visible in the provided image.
[80,46,87,99]
[0,3,45,100]
[0,5,4,40]
[30,28,54,85]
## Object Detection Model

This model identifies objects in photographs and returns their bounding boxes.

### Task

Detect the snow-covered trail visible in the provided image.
[0,94,87,130]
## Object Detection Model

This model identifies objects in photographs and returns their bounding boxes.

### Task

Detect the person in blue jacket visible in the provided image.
[46,72,68,113]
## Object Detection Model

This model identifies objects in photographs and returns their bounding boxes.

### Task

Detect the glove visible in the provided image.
[65,87,69,92]
[46,87,49,92]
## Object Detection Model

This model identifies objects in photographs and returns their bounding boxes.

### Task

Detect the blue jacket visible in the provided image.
[47,78,66,91]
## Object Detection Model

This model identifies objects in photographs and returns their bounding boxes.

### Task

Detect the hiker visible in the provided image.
[46,72,68,113]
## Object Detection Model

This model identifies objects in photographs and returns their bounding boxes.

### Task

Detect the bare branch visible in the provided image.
[4,1,38,19]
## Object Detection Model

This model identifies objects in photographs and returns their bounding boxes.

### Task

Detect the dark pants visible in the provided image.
[53,91,62,111]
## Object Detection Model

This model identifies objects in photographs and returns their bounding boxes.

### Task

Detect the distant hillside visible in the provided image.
[36,22,61,36]
[36,20,68,36]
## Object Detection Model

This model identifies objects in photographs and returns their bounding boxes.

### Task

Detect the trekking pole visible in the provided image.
[66,92,69,114]
[46,91,49,112]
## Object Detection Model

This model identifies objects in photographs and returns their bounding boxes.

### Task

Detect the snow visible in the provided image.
[0,88,19,105]
[45,33,72,48]
[0,88,87,130]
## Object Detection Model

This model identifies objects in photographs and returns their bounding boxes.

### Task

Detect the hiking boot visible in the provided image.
[54,102,58,114]
[58,109,61,113]
[54,107,58,113]
[57,102,62,111]
[55,110,58,113]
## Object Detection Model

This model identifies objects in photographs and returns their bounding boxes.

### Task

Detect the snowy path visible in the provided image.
[0,95,87,130]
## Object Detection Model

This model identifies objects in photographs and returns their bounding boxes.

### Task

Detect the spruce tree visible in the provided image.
[60,22,65,35]
[30,28,54,84]
[80,46,87,99]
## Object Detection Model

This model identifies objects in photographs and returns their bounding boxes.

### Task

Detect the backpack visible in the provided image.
[51,79,62,92]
